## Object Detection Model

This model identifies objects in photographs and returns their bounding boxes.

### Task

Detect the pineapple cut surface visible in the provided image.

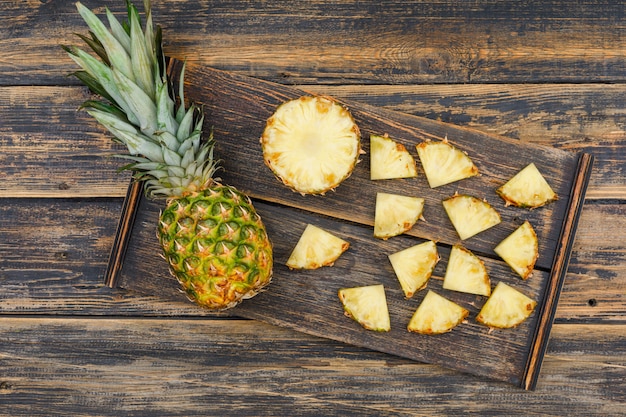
[261,95,361,195]
[494,221,538,280]
[338,284,391,332]
[370,134,417,180]
[416,139,479,188]
[443,245,491,296]
[374,192,425,239]
[407,290,469,335]
[443,194,501,240]
[477,282,537,328]
[286,224,350,269]
[497,163,557,209]
[388,240,440,298]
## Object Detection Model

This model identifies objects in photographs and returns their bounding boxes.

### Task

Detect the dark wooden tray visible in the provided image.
[105,61,593,390]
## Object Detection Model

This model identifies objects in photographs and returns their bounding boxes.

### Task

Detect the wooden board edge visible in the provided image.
[522,152,595,390]
[104,179,143,288]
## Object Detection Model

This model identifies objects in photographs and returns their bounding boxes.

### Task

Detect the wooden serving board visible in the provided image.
[105,60,593,390]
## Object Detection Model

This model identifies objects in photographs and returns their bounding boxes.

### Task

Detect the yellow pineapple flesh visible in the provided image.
[497,163,557,209]
[338,284,391,332]
[476,282,537,328]
[407,290,469,335]
[370,134,417,180]
[286,224,350,269]
[443,194,501,240]
[416,138,478,188]
[261,95,361,195]
[374,192,424,239]
[388,240,439,298]
[494,221,538,280]
[443,245,491,296]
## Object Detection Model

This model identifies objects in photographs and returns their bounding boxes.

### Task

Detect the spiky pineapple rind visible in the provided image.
[370,134,417,180]
[374,192,425,239]
[443,245,491,297]
[261,95,361,195]
[69,2,274,311]
[494,221,538,280]
[442,194,501,240]
[476,282,537,329]
[158,186,273,310]
[416,138,479,188]
[388,240,440,298]
[286,224,350,270]
[496,163,557,209]
[407,290,469,335]
[338,284,391,332]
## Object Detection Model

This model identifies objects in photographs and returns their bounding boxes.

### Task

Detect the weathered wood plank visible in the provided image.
[0,199,623,323]
[1,84,622,199]
[0,318,624,416]
[2,0,626,85]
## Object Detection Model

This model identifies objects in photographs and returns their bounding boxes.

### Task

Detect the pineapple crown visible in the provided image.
[63,0,219,198]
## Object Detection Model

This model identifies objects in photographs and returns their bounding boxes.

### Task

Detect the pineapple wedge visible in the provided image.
[443,194,501,240]
[477,282,537,329]
[443,245,491,296]
[407,290,469,335]
[416,138,478,188]
[286,224,349,269]
[370,134,417,180]
[388,240,440,298]
[261,95,361,195]
[494,221,538,280]
[374,192,425,239]
[338,284,391,332]
[497,163,557,209]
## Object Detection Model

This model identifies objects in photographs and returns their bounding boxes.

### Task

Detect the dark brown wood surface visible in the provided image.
[0,0,624,415]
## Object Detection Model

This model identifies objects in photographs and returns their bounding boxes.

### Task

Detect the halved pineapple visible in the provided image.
[476,282,537,329]
[407,290,469,335]
[416,138,479,188]
[443,194,501,240]
[494,221,538,280]
[338,284,391,332]
[286,224,350,269]
[443,245,491,296]
[374,192,425,239]
[388,240,439,298]
[497,163,557,209]
[370,134,417,180]
[261,95,361,195]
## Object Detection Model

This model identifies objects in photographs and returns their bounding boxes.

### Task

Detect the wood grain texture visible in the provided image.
[0,198,623,322]
[1,0,624,413]
[1,84,623,198]
[0,317,624,416]
[2,1,626,85]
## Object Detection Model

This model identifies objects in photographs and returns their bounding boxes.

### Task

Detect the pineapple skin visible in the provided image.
[66,1,275,310]
[158,185,273,310]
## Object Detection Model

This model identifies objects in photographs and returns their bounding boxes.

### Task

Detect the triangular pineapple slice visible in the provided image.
[261,95,361,195]
[494,221,538,280]
[338,284,391,332]
[477,282,537,329]
[388,240,439,298]
[443,194,501,240]
[286,224,349,269]
[407,290,469,334]
[374,192,424,239]
[416,138,479,188]
[370,134,417,180]
[443,245,491,296]
[497,163,557,209]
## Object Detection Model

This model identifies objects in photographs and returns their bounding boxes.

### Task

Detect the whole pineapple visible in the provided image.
[64,0,272,309]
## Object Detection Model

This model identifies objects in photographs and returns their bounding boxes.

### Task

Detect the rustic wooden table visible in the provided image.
[1,1,624,415]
